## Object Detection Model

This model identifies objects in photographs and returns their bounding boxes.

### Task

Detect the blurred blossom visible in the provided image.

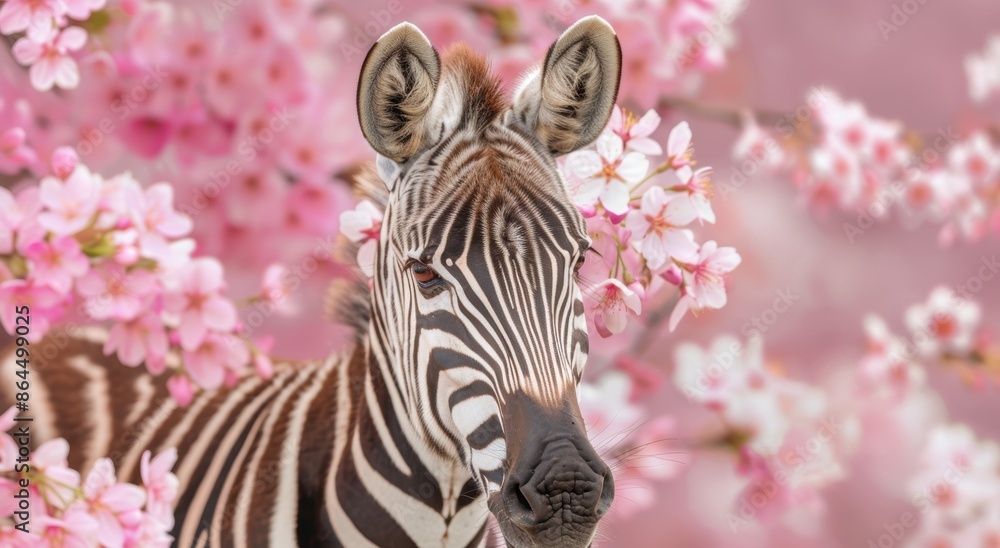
[907,424,1000,543]
[675,335,854,527]
[857,314,927,401]
[904,287,982,357]
[0,127,38,174]
[733,88,1000,245]
[966,35,1000,102]
[0,405,178,544]
[674,335,824,456]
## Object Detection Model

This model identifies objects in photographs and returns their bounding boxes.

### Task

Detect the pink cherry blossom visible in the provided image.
[162,258,237,351]
[125,181,193,262]
[732,115,785,171]
[126,182,193,238]
[250,266,297,318]
[567,133,649,221]
[669,241,741,331]
[578,371,645,446]
[36,504,99,548]
[223,169,289,229]
[125,511,175,548]
[0,188,17,254]
[578,371,680,516]
[857,315,926,400]
[22,235,90,293]
[905,287,982,357]
[119,116,173,159]
[608,106,663,155]
[0,127,39,174]
[965,35,1000,102]
[12,26,89,92]
[674,335,828,456]
[0,185,45,254]
[49,145,79,179]
[806,140,864,209]
[64,0,107,21]
[37,165,101,235]
[104,310,169,370]
[180,331,250,390]
[615,354,664,402]
[666,121,694,183]
[339,200,383,243]
[0,279,62,338]
[83,457,146,547]
[76,262,157,321]
[254,351,275,380]
[140,448,179,528]
[340,200,383,278]
[32,438,81,510]
[948,132,999,189]
[166,375,194,407]
[592,278,642,337]
[671,166,716,224]
[0,0,63,41]
[626,186,698,271]
[909,424,1000,525]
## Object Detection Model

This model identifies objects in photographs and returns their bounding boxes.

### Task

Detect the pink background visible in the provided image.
[621,0,1000,545]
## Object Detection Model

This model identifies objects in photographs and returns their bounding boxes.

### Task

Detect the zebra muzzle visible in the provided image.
[491,395,614,547]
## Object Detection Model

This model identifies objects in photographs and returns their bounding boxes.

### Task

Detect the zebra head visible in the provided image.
[357,16,621,547]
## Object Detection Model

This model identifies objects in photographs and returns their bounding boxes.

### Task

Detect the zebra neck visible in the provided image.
[335,339,488,545]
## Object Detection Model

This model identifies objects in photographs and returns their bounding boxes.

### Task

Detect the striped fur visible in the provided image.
[0,16,622,548]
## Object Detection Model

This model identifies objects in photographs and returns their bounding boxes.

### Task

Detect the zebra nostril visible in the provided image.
[504,482,537,527]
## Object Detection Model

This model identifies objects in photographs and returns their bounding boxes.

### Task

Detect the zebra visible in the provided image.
[1,15,624,547]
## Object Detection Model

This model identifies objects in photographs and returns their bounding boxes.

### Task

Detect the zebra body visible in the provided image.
[1,15,625,547]
[1,329,488,547]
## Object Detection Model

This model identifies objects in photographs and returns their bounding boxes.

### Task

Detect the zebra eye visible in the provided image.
[410,261,440,285]
[574,256,585,273]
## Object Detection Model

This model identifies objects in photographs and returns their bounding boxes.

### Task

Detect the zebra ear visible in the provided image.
[357,22,441,163]
[509,16,621,156]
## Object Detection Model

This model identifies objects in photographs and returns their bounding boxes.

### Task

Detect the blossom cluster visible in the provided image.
[0,0,749,280]
[859,286,997,393]
[855,289,1000,544]
[0,144,273,405]
[0,406,180,546]
[0,0,366,281]
[663,286,996,533]
[0,0,105,92]
[733,89,1000,245]
[564,107,741,335]
[905,424,1000,546]
[673,335,852,526]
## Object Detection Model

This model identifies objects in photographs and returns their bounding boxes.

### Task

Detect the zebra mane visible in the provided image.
[438,44,507,130]
[328,44,507,340]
